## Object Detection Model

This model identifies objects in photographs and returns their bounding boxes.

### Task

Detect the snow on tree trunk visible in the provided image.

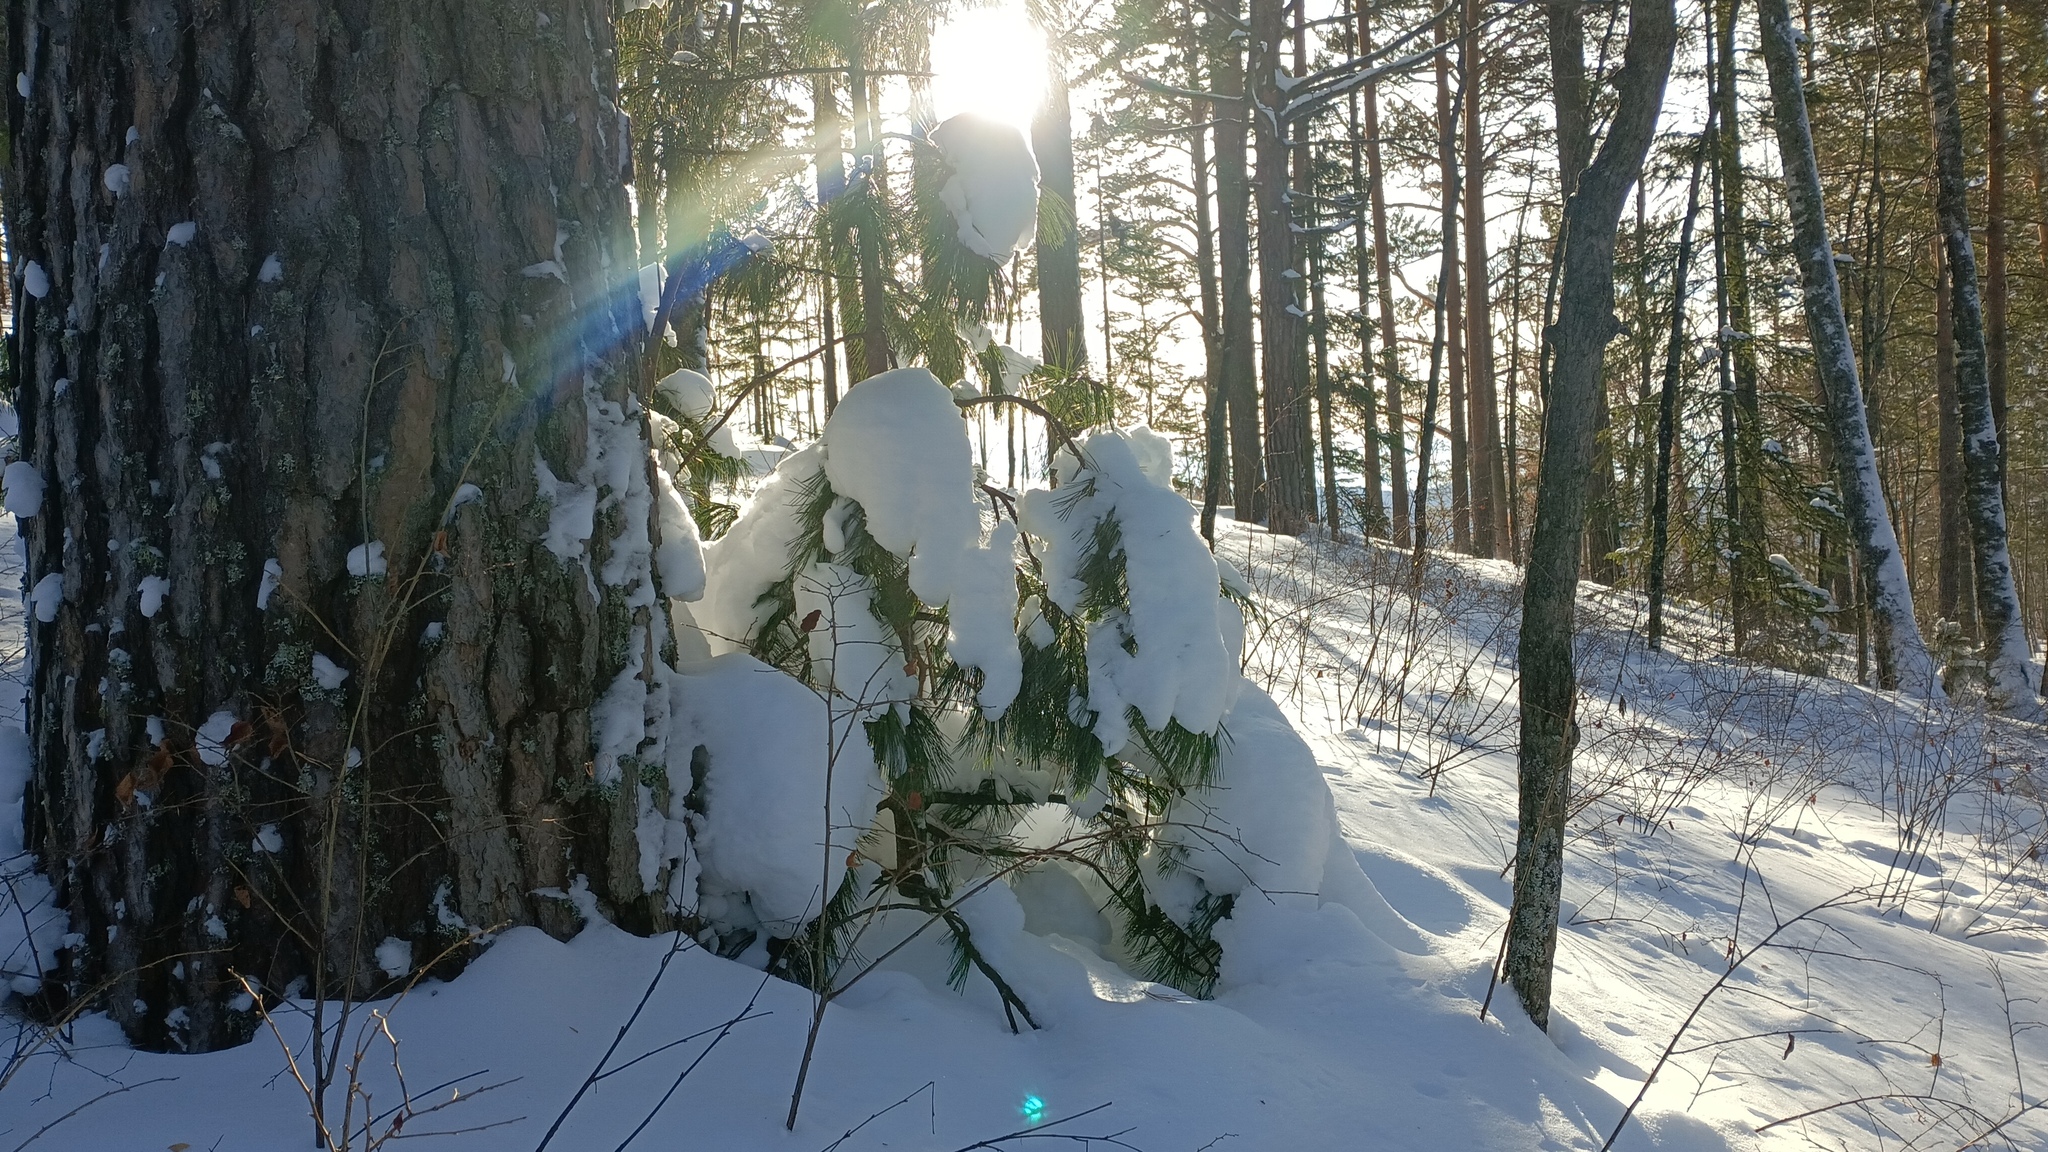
[1922,0,2042,717]
[1754,0,1939,698]
[1507,0,1676,1033]
[7,0,687,1052]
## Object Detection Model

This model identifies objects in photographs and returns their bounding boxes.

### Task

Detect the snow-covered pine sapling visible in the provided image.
[690,370,1257,1011]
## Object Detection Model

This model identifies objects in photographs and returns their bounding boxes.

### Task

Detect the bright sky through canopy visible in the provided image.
[929,3,1046,132]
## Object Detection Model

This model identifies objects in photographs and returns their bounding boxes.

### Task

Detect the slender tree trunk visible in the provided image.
[1936,241,1975,636]
[1715,0,1767,651]
[1214,8,1265,522]
[1252,0,1312,534]
[1984,0,2009,470]
[12,0,674,1053]
[1348,81,1387,538]
[1924,0,2041,715]
[1707,21,1742,648]
[1310,200,1342,539]
[1361,2,1410,544]
[1648,112,1713,649]
[1412,73,1466,567]
[814,77,848,412]
[1507,0,1676,1032]
[1438,20,1472,554]
[847,46,893,380]
[1034,55,1089,378]
[1190,18,1229,542]
[1462,0,1505,558]
[1756,0,1937,693]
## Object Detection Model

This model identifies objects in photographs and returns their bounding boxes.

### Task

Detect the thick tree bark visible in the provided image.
[10,0,677,1053]
[1461,0,1505,558]
[1755,0,1936,694]
[1359,1,1409,544]
[1213,9,1264,522]
[1507,0,1676,1032]
[1924,0,2041,715]
[1033,55,1088,378]
[1251,0,1312,534]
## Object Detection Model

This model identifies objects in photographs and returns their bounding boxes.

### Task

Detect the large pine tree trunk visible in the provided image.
[1250,0,1312,535]
[10,0,675,1053]
[1755,0,1936,694]
[1033,55,1089,378]
[1924,0,2041,716]
[1506,0,1676,1032]
[1213,10,1264,523]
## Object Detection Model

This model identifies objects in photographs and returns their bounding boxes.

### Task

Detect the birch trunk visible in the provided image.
[1924,0,2041,715]
[1755,0,1938,694]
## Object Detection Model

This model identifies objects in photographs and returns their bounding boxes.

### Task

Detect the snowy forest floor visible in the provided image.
[2,512,2045,1151]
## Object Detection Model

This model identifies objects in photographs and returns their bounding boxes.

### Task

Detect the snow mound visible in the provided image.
[930,114,1040,263]
[668,654,882,934]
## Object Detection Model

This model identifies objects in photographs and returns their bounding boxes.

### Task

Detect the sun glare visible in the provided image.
[929,5,1046,133]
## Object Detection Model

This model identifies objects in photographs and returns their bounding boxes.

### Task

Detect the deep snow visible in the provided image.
[1,510,2043,1152]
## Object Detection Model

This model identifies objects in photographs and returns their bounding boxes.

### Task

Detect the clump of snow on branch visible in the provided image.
[656,368,717,422]
[930,113,1040,263]
[820,368,1021,712]
[697,443,826,652]
[1022,431,1240,754]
